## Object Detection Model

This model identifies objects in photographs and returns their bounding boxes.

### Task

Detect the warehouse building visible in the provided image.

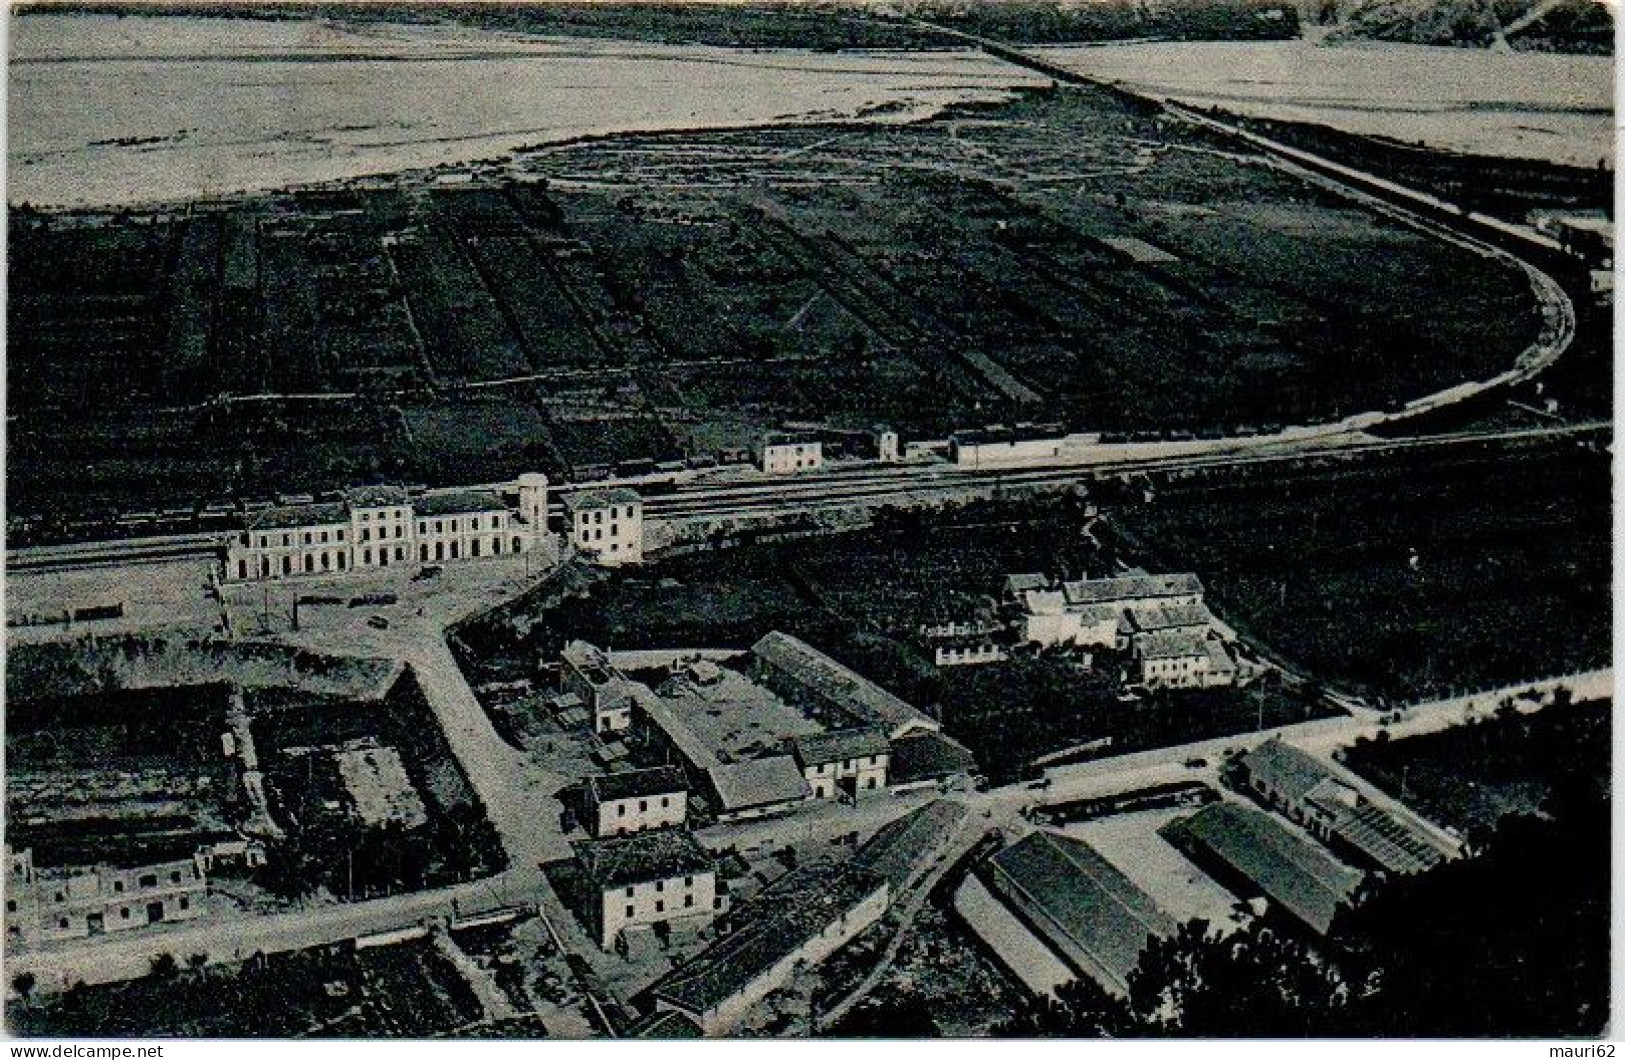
[749,632,939,740]
[1235,740,1452,876]
[1160,803,1364,936]
[647,862,889,1033]
[982,831,1176,999]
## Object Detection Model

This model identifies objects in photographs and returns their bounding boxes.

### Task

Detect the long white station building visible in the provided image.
[225,473,554,582]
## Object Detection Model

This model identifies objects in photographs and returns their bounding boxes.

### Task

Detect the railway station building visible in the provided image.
[224,473,553,582]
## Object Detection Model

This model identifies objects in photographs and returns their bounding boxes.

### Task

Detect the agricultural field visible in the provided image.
[6,938,483,1038]
[8,78,1549,539]
[1110,442,1611,703]
[6,684,239,869]
[247,671,506,900]
[1341,696,1610,843]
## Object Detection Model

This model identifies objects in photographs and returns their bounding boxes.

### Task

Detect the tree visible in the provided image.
[11,971,36,1006]
[149,952,178,980]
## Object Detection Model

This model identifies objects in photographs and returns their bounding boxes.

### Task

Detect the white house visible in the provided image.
[575,830,722,948]
[585,766,689,838]
[1134,631,1237,689]
[754,433,824,475]
[7,846,208,946]
[560,640,638,733]
[563,487,644,566]
[789,729,890,800]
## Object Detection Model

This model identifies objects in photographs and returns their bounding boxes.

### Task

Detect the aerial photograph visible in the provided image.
[2,0,1613,1043]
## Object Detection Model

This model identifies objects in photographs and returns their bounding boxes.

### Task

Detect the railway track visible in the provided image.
[7,422,1604,574]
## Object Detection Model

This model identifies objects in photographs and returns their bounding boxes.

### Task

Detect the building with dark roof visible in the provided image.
[648,862,890,1033]
[1003,572,1051,602]
[562,487,644,566]
[853,801,967,891]
[983,831,1176,998]
[575,830,721,948]
[749,632,938,739]
[585,766,689,838]
[225,472,553,582]
[788,728,890,800]
[704,757,812,821]
[1134,630,1237,689]
[887,730,978,792]
[1160,803,1363,936]
[1119,600,1213,643]
[1236,740,1451,876]
[1061,573,1204,609]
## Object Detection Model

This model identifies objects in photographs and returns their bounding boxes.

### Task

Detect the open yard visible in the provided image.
[247,672,507,900]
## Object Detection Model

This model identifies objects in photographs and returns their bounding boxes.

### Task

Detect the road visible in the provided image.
[10,652,1605,996]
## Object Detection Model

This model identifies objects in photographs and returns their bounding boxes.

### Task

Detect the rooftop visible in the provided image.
[789,727,890,767]
[562,640,617,676]
[750,632,938,738]
[888,730,978,786]
[650,862,888,1016]
[1242,741,1448,876]
[1240,740,1334,807]
[650,664,823,767]
[414,490,508,517]
[987,831,1176,995]
[563,487,642,512]
[1121,600,1213,635]
[248,501,348,531]
[762,432,821,448]
[576,829,715,890]
[854,800,967,890]
[1203,639,1237,674]
[587,765,688,807]
[1062,573,1204,608]
[952,422,1065,446]
[1329,802,1447,876]
[346,484,409,509]
[1004,573,1051,597]
[1160,803,1363,936]
[1135,629,1211,661]
[706,755,812,814]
